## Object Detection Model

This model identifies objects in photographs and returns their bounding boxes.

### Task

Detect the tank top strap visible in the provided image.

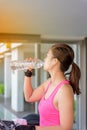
[51,80,69,98]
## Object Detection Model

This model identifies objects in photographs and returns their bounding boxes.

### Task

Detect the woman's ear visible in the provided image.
[54,58,58,64]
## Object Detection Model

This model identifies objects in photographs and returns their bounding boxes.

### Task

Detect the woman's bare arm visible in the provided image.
[24,76,50,102]
[56,84,74,130]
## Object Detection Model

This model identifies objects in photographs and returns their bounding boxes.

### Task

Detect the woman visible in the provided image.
[23,43,81,130]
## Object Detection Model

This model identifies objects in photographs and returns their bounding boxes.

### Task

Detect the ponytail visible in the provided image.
[69,62,81,95]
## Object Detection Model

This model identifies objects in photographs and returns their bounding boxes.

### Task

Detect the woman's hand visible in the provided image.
[25,57,34,71]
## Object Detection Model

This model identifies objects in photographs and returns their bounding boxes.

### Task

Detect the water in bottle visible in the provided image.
[10,59,44,71]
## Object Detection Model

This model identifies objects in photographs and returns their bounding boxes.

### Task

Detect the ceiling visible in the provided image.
[0,0,87,39]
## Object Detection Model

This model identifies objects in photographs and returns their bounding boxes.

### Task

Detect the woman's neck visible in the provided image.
[49,70,66,84]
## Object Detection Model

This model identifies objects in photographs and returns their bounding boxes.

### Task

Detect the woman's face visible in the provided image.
[44,49,56,71]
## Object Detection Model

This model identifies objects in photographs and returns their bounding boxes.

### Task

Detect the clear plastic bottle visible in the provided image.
[10,59,44,71]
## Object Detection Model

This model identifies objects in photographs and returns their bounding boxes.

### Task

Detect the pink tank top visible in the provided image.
[38,80,69,126]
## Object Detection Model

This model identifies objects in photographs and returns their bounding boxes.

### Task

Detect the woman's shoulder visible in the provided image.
[56,83,74,102]
[54,83,74,111]
[60,83,73,95]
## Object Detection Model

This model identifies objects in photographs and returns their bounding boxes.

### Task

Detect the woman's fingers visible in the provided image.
[25,57,34,71]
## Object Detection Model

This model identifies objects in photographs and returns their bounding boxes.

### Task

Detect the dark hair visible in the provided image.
[51,43,81,95]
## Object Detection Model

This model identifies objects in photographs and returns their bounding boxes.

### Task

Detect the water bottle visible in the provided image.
[10,59,44,71]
